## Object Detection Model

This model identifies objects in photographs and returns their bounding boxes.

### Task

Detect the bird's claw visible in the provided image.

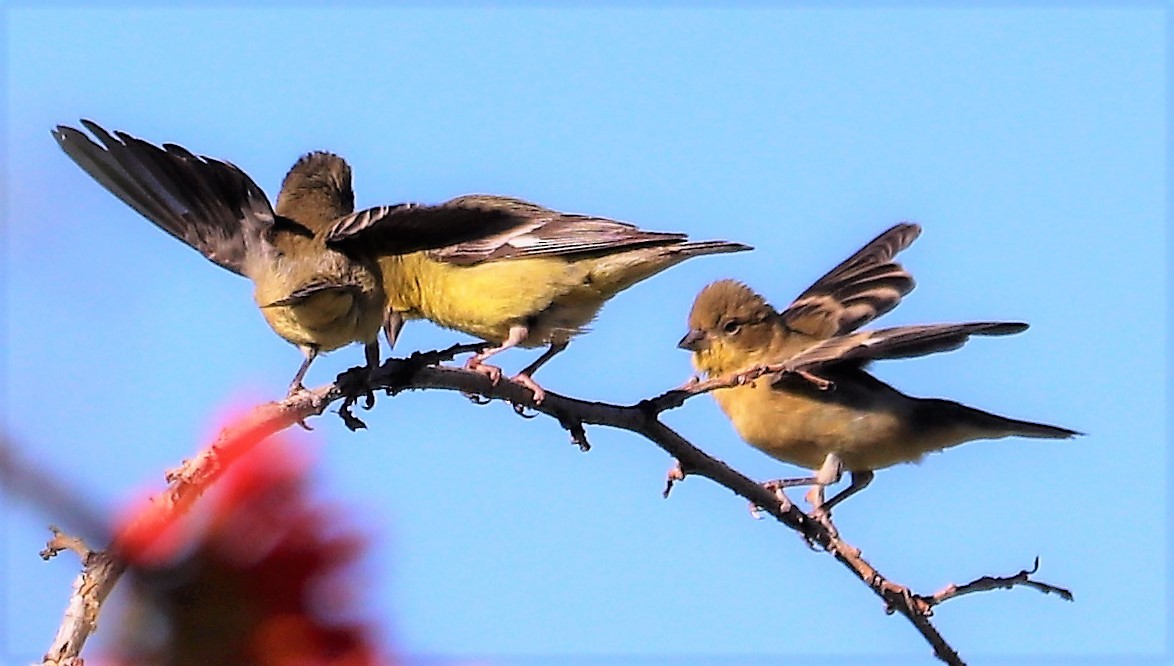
[750,479,794,519]
[808,506,839,540]
[663,461,686,498]
[335,365,377,431]
[462,391,491,405]
[512,402,538,418]
[336,365,376,409]
[510,373,546,405]
[465,359,503,385]
[337,407,368,431]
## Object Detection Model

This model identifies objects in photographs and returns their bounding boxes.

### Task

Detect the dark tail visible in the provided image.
[915,398,1082,441]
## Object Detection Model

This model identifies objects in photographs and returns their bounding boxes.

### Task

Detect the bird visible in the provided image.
[677,223,1079,519]
[53,120,401,394]
[352,194,754,403]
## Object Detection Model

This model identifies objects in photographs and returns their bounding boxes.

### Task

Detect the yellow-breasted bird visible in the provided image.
[55,121,525,393]
[678,224,1079,517]
[346,194,753,402]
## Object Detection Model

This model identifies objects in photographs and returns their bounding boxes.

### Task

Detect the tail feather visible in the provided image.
[585,239,750,294]
[915,398,1081,441]
[670,240,754,256]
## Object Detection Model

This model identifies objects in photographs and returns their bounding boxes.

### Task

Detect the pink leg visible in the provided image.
[511,340,568,404]
[465,325,529,386]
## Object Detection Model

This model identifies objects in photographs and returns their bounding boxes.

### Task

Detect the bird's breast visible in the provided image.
[254,253,384,352]
[714,382,915,472]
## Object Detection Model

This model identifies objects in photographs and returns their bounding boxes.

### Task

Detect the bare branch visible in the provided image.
[18,347,1071,666]
[923,557,1075,609]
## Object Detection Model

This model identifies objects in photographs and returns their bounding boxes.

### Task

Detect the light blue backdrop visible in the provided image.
[2,5,1167,665]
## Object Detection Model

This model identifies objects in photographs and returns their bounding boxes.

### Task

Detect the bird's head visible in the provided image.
[276,151,356,225]
[679,280,778,376]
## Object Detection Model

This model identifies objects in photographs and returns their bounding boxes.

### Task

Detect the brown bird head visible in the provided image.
[275,151,356,228]
[679,280,779,376]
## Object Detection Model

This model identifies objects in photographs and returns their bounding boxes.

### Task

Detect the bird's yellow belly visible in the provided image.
[715,383,915,472]
[405,257,597,346]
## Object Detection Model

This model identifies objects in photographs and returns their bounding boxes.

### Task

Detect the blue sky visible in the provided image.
[2,4,1167,665]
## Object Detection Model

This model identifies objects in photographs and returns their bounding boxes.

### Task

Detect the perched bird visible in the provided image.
[54,122,518,393]
[678,224,1079,517]
[53,121,399,393]
[355,195,753,402]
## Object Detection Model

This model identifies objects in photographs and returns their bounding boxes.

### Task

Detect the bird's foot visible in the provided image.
[749,479,794,519]
[464,358,502,384]
[463,392,492,405]
[461,358,502,405]
[337,365,376,409]
[663,461,686,498]
[335,365,377,431]
[807,505,839,540]
[510,372,546,405]
[284,383,316,430]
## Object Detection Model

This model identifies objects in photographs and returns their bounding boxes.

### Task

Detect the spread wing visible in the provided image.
[775,321,1028,379]
[325,194,688,265]
[53,120,276,276]
[780,223,921,340]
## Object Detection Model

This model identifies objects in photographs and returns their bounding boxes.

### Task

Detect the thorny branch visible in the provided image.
[11,346,1072,666]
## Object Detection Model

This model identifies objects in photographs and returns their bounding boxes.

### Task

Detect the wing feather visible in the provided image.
[326,194,691,264]
[780,223,921,339]
[53,120,275,276]
[776,321,1029,378]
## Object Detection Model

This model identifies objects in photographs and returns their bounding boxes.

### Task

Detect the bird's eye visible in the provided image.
[723,320,741,334]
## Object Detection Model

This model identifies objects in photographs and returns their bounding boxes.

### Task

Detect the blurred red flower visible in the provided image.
[106,421,393,666]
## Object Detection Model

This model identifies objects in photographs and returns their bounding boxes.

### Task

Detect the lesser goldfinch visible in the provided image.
[53,121,410,392]
[355,195,752,401]
[678,224,1078,516]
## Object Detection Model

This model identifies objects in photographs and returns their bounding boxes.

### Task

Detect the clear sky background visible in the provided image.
[1,4,1167,665]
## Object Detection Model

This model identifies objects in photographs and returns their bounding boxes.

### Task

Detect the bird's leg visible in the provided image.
[286,346,320,430]
[465,325,528,386]
[461,325,529,404]
[511,340,568,405]
[287,345,320,396]
[805,453,845,534]
[819,470,874,516]
[383,310,405,350]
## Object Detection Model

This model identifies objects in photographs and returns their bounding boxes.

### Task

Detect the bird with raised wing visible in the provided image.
[678,224,1078,519]
[53,121,420,393]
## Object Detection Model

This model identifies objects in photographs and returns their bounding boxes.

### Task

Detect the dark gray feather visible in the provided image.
[777,321,1029,377]
[53,120,276,276]
[781,223,921,338]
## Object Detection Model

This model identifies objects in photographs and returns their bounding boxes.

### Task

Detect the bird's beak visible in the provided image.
[677,329,709,352]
